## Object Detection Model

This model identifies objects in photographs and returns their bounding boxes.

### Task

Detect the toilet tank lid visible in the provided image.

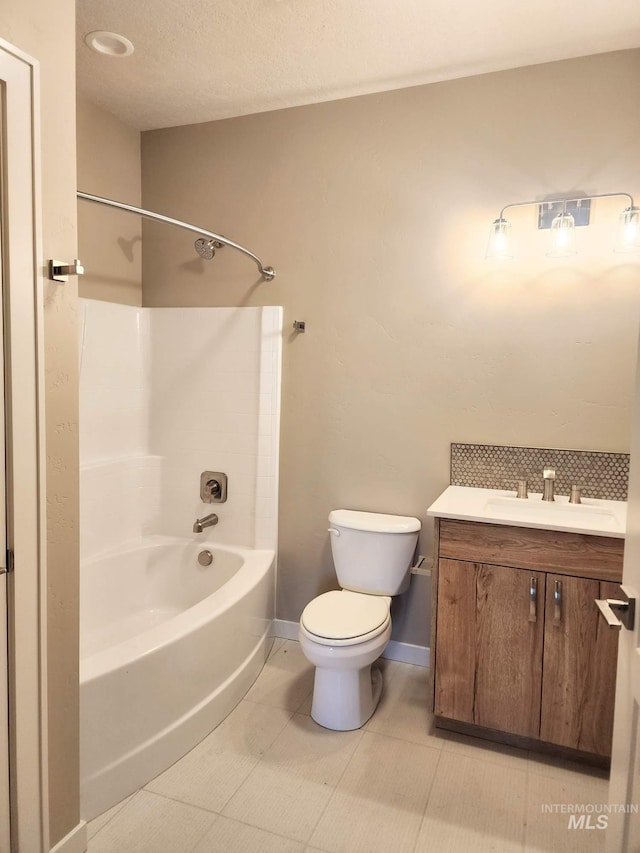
[329,509,421,533]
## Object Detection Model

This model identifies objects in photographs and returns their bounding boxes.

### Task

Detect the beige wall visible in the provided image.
[142,49,640,646]
[77,95,142,305]
[0,0,79,846]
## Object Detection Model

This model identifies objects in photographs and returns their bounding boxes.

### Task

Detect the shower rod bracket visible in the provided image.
[77,191,276,281]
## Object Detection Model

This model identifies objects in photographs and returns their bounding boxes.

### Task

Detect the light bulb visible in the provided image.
[547,212,577,257]
[614,206,640,253]
[486,218,513,260]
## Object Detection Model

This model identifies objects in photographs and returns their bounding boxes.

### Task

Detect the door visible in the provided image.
[0,37,49,853]
[0,578,8,853]
[435,558,545,737]
[0,74,10,853]
[540,575,619,755]
[608,338,640,850]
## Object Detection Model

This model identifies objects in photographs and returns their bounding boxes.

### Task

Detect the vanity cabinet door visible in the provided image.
[435,558,545,738]
[540,576,620,755]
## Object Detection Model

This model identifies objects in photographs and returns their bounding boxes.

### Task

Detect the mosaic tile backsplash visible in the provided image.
[451,443,629,501]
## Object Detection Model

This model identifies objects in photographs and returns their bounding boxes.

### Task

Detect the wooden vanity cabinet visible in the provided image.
[436,559,545,738]
[539,574,621,755]
[432,519,624,759]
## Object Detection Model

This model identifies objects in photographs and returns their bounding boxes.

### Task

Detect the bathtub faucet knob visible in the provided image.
[193,513,219,533]
[206,479,221,499]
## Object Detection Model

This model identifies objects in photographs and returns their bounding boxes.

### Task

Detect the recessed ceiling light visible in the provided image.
[84,31,135,57]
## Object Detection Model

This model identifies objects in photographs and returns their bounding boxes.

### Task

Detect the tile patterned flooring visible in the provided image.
[87,639,609,852]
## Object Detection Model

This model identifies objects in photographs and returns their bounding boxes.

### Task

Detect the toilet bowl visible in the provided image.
[299,590,391,730]
[299,510,420,731]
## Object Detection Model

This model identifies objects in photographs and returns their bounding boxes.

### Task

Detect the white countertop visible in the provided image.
[427,485,627,538]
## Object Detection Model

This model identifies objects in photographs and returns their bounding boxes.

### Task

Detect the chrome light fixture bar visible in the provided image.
[486,191,639,260]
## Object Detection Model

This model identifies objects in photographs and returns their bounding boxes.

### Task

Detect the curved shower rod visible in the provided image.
[77,191,276,281]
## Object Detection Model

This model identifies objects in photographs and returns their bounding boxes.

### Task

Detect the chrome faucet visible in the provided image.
[193,512,218,533]
[542,468,556,502]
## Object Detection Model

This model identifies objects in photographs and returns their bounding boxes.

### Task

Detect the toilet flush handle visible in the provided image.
[327,527,341,536]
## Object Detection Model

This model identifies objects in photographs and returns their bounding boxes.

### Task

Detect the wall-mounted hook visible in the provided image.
[48,258,85,283]
[292,320,306,333]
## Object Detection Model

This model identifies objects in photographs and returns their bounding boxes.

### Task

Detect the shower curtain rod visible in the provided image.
[77,191,276,281]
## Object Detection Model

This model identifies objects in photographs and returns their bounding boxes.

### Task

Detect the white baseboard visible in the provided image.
[271,619,430,668]
[271,618,299,641]
[383,639,430,668]
[50,820,87,853]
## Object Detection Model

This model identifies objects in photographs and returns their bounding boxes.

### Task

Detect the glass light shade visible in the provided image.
[614,206,640,253]
[547,211,577,257]
[486,218,513,260]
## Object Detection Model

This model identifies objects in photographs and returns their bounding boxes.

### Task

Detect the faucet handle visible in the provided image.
[200,471,228,503]
[569,485,582,504]
[516,479,528,499]
[205,479,221,498]
[542,467,556,502]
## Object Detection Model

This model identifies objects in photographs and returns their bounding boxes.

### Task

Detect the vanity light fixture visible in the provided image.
[486,192,639,260]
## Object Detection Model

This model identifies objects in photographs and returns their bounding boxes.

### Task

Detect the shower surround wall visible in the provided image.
[79,298,282,559]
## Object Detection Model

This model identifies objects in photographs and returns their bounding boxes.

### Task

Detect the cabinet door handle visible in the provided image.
[528,576,538,622]
[553,580,562,626]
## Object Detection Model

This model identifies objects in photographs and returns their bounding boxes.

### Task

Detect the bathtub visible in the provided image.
[79,536,275,821]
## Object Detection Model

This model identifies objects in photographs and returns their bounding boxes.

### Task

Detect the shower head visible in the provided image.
[194,237,224,260]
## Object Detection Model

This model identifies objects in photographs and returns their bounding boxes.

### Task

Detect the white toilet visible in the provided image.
[298,509,420,731]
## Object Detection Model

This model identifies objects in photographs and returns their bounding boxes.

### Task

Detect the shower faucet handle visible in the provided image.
[200,471,228,503]
[206,479,221,498]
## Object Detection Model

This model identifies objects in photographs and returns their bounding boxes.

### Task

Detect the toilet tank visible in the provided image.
[328,509,421,596]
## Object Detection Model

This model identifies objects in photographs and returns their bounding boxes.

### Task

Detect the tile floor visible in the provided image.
[87,639,609,852]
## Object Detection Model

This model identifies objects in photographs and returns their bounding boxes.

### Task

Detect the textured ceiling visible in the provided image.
[77,0,640,131]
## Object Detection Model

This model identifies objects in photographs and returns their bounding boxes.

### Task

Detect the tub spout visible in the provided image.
[193,513,218,533]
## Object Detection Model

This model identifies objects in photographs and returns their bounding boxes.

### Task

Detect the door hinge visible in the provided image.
[5,550,14,574]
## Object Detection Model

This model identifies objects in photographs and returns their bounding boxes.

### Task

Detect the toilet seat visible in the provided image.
[300,590,391,647]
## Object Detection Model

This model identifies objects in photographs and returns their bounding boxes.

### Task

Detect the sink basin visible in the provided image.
[426,485,627,538]
[483,495,622,531]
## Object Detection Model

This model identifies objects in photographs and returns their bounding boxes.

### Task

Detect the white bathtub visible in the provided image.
[79,536,275,820]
